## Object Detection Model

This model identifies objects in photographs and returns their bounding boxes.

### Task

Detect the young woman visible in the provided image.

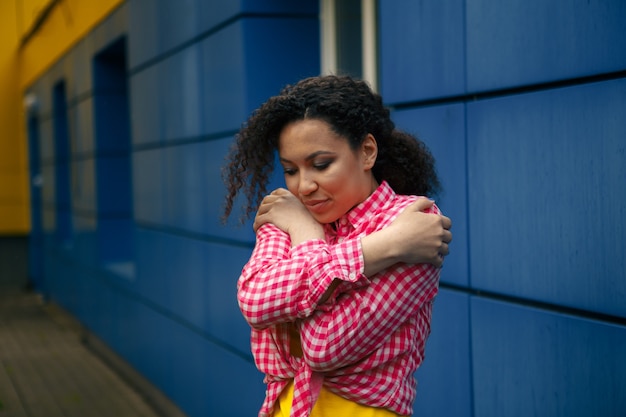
[223,75,452,417]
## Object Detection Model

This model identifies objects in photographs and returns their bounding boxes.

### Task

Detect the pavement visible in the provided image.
[0,285,182,417]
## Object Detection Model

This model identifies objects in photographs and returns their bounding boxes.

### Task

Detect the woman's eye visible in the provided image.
[313,161,331,170]
[283,168,296,176]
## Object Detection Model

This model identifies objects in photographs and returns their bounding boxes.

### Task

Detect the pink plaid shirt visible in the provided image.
[238,182,441,417]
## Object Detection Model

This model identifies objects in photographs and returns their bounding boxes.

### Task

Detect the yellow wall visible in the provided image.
[0,0,29,234]
[18,0,126,90]
[0,0,124,235]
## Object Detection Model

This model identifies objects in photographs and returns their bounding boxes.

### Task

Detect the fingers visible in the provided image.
[441,215,452,231]
[439,242,449,257]
[429,239,448,267]
[253,193,279,232]
[432,249,447,269]
[438,224,452,267]
[270,188,290,196]
[411,197,435,212]
[256,190,287,214]
[442,216,452,229]
[252,209,269,232]
[252,216,263,232]
[440,215,452,247]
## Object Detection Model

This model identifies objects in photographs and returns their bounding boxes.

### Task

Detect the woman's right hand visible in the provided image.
[388,198,452,267]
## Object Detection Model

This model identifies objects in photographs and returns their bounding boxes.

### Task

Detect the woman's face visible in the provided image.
[278,119,379,224]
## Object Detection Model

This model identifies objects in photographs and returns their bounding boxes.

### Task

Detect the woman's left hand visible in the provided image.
[253,188,324,244]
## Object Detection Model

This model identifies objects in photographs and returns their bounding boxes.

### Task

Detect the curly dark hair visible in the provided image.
[222,75,441,222]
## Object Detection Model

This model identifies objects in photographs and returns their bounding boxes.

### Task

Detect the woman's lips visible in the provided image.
[304,199,329,214]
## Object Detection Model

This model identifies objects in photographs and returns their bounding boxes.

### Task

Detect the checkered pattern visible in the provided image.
[238,182,441,417]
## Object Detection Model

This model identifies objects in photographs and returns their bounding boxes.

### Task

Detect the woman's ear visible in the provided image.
[361,134,378,170]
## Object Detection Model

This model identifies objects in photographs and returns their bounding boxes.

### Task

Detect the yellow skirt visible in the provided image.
[273,380,407,417]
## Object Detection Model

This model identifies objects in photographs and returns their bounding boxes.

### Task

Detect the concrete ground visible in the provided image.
[0,235,185,417]
[0,285,174,417]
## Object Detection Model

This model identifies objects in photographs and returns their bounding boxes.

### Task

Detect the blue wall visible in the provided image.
[26,0,626,416]
[382,1,626,416]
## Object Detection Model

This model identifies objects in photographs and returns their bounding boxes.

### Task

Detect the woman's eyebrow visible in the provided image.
[280,151,335,164]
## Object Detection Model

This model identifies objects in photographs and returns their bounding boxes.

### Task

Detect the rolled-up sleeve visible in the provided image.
[237,224,369,329]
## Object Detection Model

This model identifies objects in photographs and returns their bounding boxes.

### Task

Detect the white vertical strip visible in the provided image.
[361,0,377,90]
[320,0,337,75]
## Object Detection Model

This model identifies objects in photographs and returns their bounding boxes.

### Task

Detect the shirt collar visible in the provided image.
[324,181,395,234]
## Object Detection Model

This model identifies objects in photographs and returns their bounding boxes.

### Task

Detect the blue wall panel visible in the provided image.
[242,17,320,114]
[393,104,468,286]
[38,117,54,163]
[149,0,203,64]
[130,45,205,146]
[467,0,626,92]
[379,0,465,103]
[133,228,252,353]
[127,0,160,69]
[208,14,315,134]
[158,232,218,334]
[68,98,95,155]
[129,65,160,146]
[204,243,255,352]
[133,148,165,224]
[199,23,247,134]
[41,207,54,235]
[471,298,626,417]
[70,158,96,214]
[159,45,204,142]
[413,289,472,417]
[468,79,626,317]
[161,137,256,241]
[132,226,167,296]
[163,141,213,232]
[67,39,92,98]
[129,0,317,70]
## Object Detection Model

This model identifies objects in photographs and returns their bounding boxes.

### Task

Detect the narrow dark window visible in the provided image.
[335,0,363,78]
[52,81,72,245]
[92,37,134,277]
[27,108,44,289]
[321,0,378,88]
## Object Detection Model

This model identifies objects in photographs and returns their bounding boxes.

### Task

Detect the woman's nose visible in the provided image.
[298,173,317,196]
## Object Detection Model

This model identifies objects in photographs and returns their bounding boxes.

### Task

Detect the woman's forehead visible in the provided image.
[278,119,349,156]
